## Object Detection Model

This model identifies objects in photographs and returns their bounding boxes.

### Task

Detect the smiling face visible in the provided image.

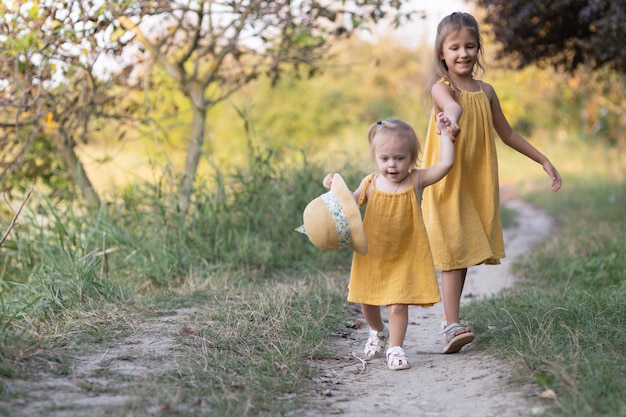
[440,27,479,79]
[373,133,413,185]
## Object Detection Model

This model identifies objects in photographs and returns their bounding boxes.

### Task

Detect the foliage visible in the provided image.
[106,0,413,210]
[196,31,626,176]
[474,0,626,73]
[551,66,626,146]
[209,38,431,169]
[3,2,625,207]
[0,134,72,199]
[0,139,355,332]
[2,0,411,208]
[0,1,143,205]
[488,63,626,147]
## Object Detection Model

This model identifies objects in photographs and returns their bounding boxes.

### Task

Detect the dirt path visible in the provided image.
[302,199,554,417]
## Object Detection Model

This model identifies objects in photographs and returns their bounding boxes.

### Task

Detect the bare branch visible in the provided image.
[0,188,33,247]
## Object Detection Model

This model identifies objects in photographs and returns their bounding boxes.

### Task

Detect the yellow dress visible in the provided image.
[422,79,505,270]
[348,172,441,307]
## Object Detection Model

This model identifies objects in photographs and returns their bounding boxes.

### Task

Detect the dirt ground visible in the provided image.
[301,198,555,417]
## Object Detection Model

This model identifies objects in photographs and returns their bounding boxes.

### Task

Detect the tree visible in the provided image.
[2,0,413,209]
[0,1,140,206]
[108,0,412,211]
[0,8,48,197]
[473,0,626,72]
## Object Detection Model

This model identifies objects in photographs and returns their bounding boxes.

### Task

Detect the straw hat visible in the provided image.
[296,173,367,255]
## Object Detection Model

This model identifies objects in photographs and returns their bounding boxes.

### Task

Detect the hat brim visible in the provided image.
[329,174,368,255]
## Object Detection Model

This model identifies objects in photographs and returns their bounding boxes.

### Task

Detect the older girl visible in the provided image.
[422,12,562,353]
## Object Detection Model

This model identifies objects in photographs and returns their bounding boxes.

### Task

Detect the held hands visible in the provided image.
[447,122,461,141]
[435,112,458,143]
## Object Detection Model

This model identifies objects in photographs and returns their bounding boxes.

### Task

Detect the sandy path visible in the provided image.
[303,199,554,417]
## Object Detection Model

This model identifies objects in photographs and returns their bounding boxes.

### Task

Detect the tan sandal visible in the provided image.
[442,322,475,354]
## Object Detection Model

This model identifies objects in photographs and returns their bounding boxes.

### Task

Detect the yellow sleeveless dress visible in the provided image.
[348,172,441,307]
[422,79,505,270]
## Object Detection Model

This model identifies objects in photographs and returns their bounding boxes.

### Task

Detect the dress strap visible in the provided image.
[357,173,375,207]
[438,77,455,91]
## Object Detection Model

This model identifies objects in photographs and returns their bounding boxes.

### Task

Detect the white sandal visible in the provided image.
[386,346,410,370]
[441,322,475,354]
[364,326,388,359]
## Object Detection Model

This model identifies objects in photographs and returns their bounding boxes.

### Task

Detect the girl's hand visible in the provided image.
[323,173,334,190]
[435,112,449,130]
[446,122,460,141]
[435,112,457,143]
[543,162,562,191]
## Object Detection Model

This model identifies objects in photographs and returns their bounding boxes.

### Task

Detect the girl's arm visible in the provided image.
[418,112,455,188]
[351,176,367,204]
[432,82,462,139]
[484,83,563,191]
[323,173,365,203]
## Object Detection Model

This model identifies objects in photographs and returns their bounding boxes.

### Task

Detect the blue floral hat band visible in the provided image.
[296,192,352,249]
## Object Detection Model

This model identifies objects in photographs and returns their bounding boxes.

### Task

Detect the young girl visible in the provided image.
[422,12,562,354]
[323,114,454,370]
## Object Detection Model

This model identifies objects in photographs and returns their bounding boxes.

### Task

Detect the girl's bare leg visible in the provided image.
[361,303,389,358]
[387,304,409,347]
[361,304,384,331]
[441,268,472,335]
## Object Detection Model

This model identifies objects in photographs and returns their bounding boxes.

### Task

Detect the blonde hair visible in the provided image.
[426,12,486,102]
[367,119,420,169]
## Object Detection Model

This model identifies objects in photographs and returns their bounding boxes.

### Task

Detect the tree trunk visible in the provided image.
[55,133,100,207]
[179,105,207,212]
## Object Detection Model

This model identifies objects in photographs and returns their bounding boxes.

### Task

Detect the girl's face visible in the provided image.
[440,27,478,78]
[373,135,412,184]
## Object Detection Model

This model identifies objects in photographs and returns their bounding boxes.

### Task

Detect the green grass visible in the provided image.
[464,177,626,417]
[0,145,356,416]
